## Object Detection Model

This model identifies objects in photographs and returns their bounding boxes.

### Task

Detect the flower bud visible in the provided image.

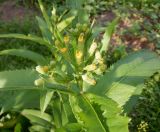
[78,33,85,43]
[89,42,97,56]
[36,66,49,74]
[95,50,102,60]
[84,64,97,71]
[34,78,44,86]
[100,63,107,72]
[60,48,68,53]
[43,66,49,73]
[82,74,96,85]
[64,35,70,44]
[76,50,83,64]
[95,50,104,64]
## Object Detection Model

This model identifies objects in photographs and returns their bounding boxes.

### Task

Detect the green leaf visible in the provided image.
[57,16,75,32]
[0,70,38,90]
[21,109,54,127]
[89,50,160,106]
[14,123,22,132]
[66,0,86,9]
[69,94,106,132]
[38,0,52,33]
[0,49,48,65]
[40,90,54,113]
[61,96,77,124]
[1,90,40,113]
[0,34,49,46]
[100,18,119,54]
[56,123,82,132]
[0,70,40,112]
[29,125,49,132]
[86,93,129,132]
[52,96,63,128]
[36,16,53,43]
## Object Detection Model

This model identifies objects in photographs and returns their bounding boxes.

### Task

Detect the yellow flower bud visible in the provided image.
[36,66,49,74]
[76,50,83,59]
[34,78,44,86]
[60,48,68,53]
[76,50,83,64]
[64,35,70,44]
[78,33,85,43]
[43,66,49,73]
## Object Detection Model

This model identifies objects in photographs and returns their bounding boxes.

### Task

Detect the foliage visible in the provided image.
[0,0,160,131]
[129,72,160,132]
[0,17,50,71]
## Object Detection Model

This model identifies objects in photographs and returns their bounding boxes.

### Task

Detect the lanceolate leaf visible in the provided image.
[22,109,54,127]
[40,90,54,113]
[89,50,160,106]
[56,123,82,132]
[69,94,106,132]
[38,0,52,33]
[0,70,72,113]
[29,125,49,132]
[1,90,40,113]
[100,17,119,54]
[0,70,40,112]
[0,70,38,90]
[0,49,48,65]
[57,16,75,32]
[36,16,53,43]
[0,34,49,46]
[86,93,129,132]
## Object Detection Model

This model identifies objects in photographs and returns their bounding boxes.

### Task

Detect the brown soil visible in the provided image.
[96,11,156,51]
[0,1,156,51]
[0,0,36,22]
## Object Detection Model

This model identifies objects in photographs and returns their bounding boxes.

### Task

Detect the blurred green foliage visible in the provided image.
[129,72,160,132]
[0,18,51,71]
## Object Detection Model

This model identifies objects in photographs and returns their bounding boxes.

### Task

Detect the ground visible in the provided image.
[0,0,36,22]
[0,0,157,51]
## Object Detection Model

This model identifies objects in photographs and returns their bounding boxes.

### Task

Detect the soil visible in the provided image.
[96,11,156,51]
[0,0,36,22]
[0,0,156,51]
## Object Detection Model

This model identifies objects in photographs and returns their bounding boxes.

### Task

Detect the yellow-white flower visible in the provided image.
[34,78,44,86]
[84,64,97,71]
[95,50,104,64]
[36,65,49,74]
[89,42,97,56]
[82,74,96,85]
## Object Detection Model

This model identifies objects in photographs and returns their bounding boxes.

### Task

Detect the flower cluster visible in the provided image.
[34,23,107,89]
